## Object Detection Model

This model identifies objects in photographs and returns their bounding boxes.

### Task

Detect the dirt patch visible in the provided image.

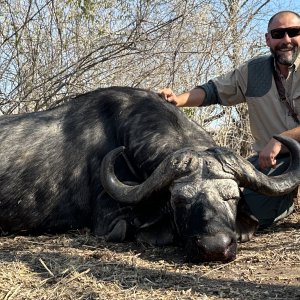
[0,208,299,300]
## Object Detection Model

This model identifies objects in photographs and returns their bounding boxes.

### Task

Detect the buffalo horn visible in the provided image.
[100,146,199,203]
[214,135,300,195]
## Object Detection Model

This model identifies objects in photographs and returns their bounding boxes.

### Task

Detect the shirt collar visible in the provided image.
[293,53,300,71]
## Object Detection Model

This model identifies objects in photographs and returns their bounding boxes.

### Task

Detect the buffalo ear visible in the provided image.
[136,216,175,246]
[105,219,128,242]
[235,197,259,242]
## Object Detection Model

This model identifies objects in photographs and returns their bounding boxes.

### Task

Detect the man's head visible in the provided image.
[266,11,300,66]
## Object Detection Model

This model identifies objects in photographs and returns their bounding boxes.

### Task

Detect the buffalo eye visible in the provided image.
[171,196,192,207]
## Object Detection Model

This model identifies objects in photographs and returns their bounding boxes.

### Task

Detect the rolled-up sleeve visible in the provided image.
[198,80,221,106]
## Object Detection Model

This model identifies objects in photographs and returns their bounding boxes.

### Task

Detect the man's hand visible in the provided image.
[158,88,205,107]
[158,88,178,105]
[258,138,282,170]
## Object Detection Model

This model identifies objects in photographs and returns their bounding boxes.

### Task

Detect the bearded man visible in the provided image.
[159,11,300,229]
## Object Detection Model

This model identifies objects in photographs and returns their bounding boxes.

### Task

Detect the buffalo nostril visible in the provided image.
[196,233,233,250]
[215,233,233,250]
[188,233,237,262]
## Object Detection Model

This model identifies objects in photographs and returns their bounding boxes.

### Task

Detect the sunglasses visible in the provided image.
[270,27,300,39]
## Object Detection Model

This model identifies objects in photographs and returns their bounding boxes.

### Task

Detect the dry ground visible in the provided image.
[0,206,299,300]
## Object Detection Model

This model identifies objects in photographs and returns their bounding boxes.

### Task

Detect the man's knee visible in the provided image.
[243,154,294,229]
[243,189,294,229]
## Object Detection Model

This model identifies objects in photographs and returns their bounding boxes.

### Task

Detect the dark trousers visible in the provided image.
[243,154,295,229]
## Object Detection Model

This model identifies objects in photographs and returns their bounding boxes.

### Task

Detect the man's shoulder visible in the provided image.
[236,55,273,75]
[244,55,274,98]
[247,54,272,62]
[246,55,273,67]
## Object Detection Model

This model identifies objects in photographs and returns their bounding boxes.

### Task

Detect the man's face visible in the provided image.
[266,13,300,66]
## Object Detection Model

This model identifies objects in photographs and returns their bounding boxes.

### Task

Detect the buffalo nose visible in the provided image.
[187,233,237,262]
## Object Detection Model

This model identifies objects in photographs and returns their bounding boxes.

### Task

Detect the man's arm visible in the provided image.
[259,127,300,169]
[159,87,206,107]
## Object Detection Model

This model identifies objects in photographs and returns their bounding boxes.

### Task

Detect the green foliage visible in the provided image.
[66,0,97,20]
[182,108,196,119]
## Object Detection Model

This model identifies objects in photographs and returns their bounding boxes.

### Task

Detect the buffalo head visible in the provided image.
[100,135,300,262]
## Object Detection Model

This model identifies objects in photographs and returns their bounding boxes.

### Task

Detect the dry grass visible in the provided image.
[0,207,299,300]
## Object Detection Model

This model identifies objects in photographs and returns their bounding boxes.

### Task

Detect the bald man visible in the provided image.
[160,11,300,229]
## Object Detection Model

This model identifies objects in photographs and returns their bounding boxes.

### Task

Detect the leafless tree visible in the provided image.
[0,0,299,155]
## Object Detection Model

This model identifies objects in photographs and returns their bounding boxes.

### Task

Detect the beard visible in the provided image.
[270,43,300,66]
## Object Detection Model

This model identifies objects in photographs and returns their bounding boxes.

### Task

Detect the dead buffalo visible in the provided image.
[0,86,299,262]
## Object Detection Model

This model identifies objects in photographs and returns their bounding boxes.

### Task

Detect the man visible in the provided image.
[159,11,300,229]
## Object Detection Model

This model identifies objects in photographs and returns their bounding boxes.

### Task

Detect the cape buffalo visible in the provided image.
[0,86,299,262]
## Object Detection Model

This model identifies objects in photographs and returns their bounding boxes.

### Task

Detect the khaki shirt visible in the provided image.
[201,54,300,153]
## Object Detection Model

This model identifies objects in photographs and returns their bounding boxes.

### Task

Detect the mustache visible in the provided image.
[276,44,295,51]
